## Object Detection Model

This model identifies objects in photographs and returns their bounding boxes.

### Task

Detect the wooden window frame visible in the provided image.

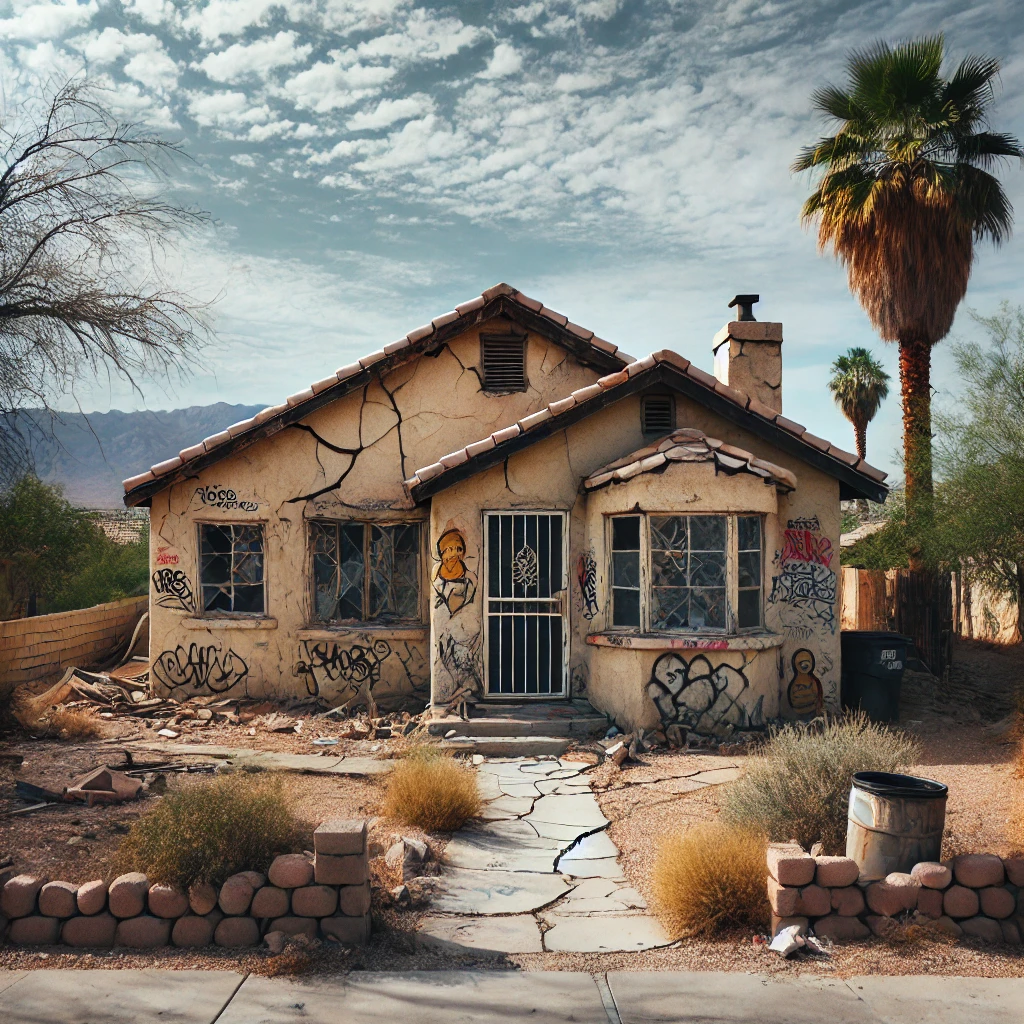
[196,520,268,618]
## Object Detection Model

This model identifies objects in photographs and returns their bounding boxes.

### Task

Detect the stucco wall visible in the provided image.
[145,323,602,707]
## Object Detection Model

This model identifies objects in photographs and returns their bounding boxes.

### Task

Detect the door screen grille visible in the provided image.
[486,513,566,695]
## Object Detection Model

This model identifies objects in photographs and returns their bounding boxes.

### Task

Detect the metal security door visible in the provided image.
[485,512,567,696]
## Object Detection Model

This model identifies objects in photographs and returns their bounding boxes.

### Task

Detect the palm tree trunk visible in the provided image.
[899,333,933,570]
[854,421,867,461]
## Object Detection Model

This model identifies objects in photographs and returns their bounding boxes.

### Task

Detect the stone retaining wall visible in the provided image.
[768,843,1024,944]
[0,819,370,949]
[0,596,148,686]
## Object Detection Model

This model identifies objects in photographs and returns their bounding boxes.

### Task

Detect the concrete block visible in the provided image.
[314,853,368,886]
[314,819,367,856]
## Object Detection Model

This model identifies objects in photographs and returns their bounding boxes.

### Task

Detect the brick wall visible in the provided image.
[0,597,148,686]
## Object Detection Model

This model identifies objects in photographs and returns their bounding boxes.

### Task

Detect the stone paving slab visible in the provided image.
[847,975,1024,1024]
[556,830,620,865]
[0,970,28,996]
[218,971,608,1024]
[528,794,609,828]
[610,971,877,1023]
[543,913,670,952]
[128,743,391,775]
[2,969,244,1024]
[431,867,575,915]
[417,915,545,955]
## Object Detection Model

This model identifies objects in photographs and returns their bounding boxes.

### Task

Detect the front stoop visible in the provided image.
[428,699,608,757]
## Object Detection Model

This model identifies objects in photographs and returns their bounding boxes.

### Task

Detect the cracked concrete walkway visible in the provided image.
[418,756,670,955]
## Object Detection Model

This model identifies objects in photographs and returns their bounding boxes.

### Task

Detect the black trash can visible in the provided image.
[840,631,913,723]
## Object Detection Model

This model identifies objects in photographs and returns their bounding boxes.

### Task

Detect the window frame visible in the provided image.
[196,520,268,618]
[606,512,764,634]
[307,518,424,627]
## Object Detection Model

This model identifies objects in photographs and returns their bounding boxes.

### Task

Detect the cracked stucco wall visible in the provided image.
[145,321,602,705]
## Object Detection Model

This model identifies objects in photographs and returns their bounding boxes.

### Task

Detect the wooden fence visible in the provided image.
[0,596,148,686]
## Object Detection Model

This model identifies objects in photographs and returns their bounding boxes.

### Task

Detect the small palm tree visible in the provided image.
[828,347,890,461]
[794,36,1022,524]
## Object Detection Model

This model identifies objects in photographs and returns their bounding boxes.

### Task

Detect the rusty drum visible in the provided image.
[846,771,947,880]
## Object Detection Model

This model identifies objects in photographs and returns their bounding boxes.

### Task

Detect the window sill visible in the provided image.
[182,617,278,630]
[586,630,783,652]
[297,625,427,641]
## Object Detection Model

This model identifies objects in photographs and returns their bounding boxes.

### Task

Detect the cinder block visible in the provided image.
[314,853,368,886]
[314,819,367,856]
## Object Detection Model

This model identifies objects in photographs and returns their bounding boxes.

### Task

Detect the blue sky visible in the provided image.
[2,0,1023,479]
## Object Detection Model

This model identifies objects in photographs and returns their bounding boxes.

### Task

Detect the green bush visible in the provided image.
[720,712,921,854]
[46,528,149,612]
[113,773,304,889]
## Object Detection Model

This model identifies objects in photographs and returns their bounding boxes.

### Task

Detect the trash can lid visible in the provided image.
[840,632,914,642]
[852,771,948,799]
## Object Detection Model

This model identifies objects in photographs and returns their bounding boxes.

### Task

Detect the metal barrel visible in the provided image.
[846,771,948,880]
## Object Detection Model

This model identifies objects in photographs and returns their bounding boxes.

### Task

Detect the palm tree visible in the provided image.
[794,36,1022,524]
[828,347,891,461]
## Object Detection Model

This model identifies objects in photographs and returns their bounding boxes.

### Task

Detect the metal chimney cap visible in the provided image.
[728,294,759,321]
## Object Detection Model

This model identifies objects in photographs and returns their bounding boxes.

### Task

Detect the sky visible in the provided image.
[2,0,1023,481]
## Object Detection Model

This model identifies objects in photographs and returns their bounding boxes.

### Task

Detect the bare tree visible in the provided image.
[0,79,210,484]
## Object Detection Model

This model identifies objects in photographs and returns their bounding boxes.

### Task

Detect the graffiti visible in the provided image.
[647,652,764,736]
[787,516,820,531]
[196,485,258,512]
[570,663,588,697]
[437,630,483,700]
[152,644,248,693]
[152,569,194,612]
[512,544,539,589]
[769,562,837,632]
[155,547,179,566]
[787,648,824,717]
[781,528,833,567]
[297,639,392,698]
[575,550,599,620]
[432,526,477,615]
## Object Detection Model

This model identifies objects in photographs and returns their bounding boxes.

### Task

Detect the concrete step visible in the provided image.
[441,735,571,757]
[427,716,606,739]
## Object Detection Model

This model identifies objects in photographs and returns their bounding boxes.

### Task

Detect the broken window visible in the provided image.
[311,521,420,624]
[199,523,265,615]
[609,513,763,632]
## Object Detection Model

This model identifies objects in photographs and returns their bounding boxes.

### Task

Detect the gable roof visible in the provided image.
[121,282,634,507]
[403,350,888,504]
[584,427,798,493]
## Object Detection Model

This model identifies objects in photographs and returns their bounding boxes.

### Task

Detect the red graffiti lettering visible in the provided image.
[156,551,179,565]
[781,528,832,567]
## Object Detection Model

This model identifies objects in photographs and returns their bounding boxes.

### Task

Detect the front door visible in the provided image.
[485,512,567,697]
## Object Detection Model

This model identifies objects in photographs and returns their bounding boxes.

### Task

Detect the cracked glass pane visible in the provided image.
[738,515,761,551]
[738,550,760,588]
[652,586,690,629]
[612,551,640,589]
[337,523,364,620]
[650,515,687,554]
[690,515,727,551]
[690,587,726,629]
[199,524,264,615]
[690,551,726,587]
[369,524,420,620]
[650,514,726,631]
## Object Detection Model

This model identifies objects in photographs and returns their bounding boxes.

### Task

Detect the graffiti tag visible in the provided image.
[155,547,179,566]
[781,528,833,567]
[437,630,482,699]
[576,551,599,620]
[152,644,248,693]
[196,485,258,512]
[297,639,392,698]
[152,569,194,612]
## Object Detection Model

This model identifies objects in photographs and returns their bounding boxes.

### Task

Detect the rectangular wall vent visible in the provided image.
[642,395,674,434]
[481,334,527,392]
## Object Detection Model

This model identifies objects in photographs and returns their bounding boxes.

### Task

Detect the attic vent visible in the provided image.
[642,395,674,435]
[481,334,526,392]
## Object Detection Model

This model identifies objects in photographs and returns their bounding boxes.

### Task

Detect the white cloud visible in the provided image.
[346,93,433,131]
[182,0,283,43]
[188,90,269,128]
[355,8,481,63]
[320,0,409,34]
[125,49,178,91]
[479,43,522,80]
[197,31,312,83]
[554,71,611,93]
[247,119,294,141]
[0,0,97,40]
[231,152,257,166]
[122,0,176,26]
[282,55,394,112]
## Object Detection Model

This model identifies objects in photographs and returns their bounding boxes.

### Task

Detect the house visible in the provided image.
[123,283,887,737]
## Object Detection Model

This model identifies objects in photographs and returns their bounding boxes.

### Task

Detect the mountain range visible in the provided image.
[8,404,266,508]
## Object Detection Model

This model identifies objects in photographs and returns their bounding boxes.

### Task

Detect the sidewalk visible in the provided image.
[2,969,1022,1023]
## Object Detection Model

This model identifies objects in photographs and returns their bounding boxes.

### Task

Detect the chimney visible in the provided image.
[712,294,783,413]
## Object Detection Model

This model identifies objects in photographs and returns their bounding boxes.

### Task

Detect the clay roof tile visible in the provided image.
[406,324,434,343]
[151,456,182,476]
[310,374,341,395]
[432,310,460,329]
[455,295,486,316]
[565,321,594,341]
[122,470,155,492]
[482,282,515,301]
[383,338,411,356]
[286,388,315,407]
[179,443,206,462]
[548,396,577,416]
[514,292,543,312]
[519,408,553,431]
[539,306,568,327]
[685,364,718,389]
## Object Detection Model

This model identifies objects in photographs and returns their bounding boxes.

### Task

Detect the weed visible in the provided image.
[381,746,481,832]
[720,712,921,854]
[47,706,104,740]
[113,773,305,889]
[651,822,769,939]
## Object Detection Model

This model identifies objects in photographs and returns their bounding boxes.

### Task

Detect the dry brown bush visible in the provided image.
[381,747,481,833]
[113,772,305,889]
[651,822,769,939]
[46,706,103,740]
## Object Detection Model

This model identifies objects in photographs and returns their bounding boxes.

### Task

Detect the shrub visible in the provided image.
[381,746,481,832]
[113,773,304,889]
[651,823,769,938]
[46,706,103,740]
[720,712,921,854]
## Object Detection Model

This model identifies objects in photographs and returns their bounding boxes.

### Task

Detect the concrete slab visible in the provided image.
[218,971,607,1024]
[687,766,741,785]
[556,856,624,879]
[0,971,28,996]
[556,830,620,865]
[527,794,609,828]
[847,975,1024,1024]
[443,835,560,873]
[478,796,536,820]
[417,915,544,955]
[3,969,244,1024]
[609,972,876,1023]
[432,867,574,915]
[127,743,390,775]
[527,819,598,843]
[543,913,670,952]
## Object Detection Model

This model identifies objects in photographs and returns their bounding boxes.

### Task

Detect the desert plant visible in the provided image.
[113,773,304,889]
[651,822,769,938]
[381,746,481,832]
[721,712,921,854]
[46,706,103,741]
